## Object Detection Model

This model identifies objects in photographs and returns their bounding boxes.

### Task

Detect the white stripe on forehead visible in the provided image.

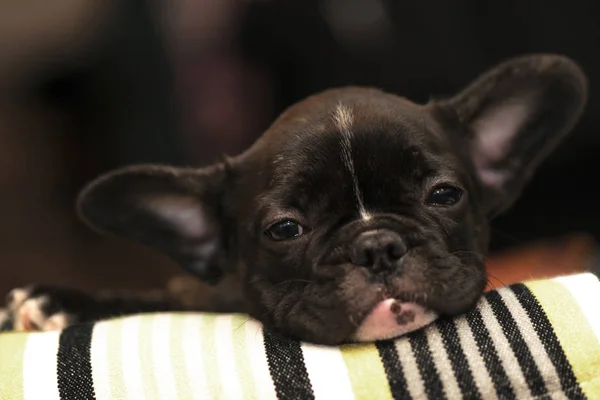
[333,103,370,220]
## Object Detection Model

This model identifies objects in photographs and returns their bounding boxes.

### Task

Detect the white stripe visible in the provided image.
[182,315,208,400]
[555,273,600,342]
[498,288,568,400]
[454,317,499,400]
[22,331,61,400]
[244,319,278,400]
[478,297,532,397]
[394,337,426,399]
[425,325,462,399]
[90,321,112,399]
[152,314,178,399]
[215,315,243,400]
[301,342,355,400]
[121,316,145,400]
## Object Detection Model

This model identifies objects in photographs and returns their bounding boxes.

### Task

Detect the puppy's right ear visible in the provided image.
[77,164,229,283]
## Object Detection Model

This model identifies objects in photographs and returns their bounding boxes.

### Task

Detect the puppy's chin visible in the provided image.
[351,299,438,342]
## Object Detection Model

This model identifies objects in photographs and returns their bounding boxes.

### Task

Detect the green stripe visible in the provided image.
[170,314,190,399]
[231,314,260,399]
[0,331,28,400]
[139,315,159,400]
[106,319,127,399]
[200,315,221,397]
[340,343,394,400]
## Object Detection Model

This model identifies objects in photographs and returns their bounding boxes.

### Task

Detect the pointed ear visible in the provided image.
[77,164,229,283]
[434,54,588,216]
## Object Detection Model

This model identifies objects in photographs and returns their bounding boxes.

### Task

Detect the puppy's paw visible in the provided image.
[5,286,97,332]
[0,307,10,331]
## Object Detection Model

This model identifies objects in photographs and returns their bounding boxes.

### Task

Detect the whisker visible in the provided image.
[269,279,312,291]
[456,256,486,262]
[233,316,254,332]
[250,275,312,290]
[450,250,487,261]
[487,273,507,288]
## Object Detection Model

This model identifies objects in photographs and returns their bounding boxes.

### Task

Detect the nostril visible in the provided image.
[364,248,376,266]
[387,240,407,260]
[354,246,375,267]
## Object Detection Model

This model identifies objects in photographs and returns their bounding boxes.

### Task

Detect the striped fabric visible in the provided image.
[1,273,600,400]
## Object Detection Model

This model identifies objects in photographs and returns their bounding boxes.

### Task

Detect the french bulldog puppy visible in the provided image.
[2,54,587,345]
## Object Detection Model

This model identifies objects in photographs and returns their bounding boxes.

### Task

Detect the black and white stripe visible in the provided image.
[376,340,411,399]
[510,284,585,399]
[408,333,446,400]
[435,317,481,398]
[486,290,547,396]
[263,329,315,400]
[465,307,516,399]
[56,323,96,400]
[34,278,589,400]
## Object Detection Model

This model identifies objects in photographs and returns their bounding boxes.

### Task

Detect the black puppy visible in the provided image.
[2,54,587,345]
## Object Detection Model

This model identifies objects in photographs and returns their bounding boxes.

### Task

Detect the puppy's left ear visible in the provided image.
[77,164,231,283]
[434,54,588,216]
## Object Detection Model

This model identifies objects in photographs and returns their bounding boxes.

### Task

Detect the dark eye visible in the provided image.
[427,186,462,206]
[265,220,304,241]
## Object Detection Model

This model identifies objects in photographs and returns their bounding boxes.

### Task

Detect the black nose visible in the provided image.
[351,230,407,270]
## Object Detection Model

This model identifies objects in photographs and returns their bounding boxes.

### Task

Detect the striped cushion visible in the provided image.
[1,273,600,400]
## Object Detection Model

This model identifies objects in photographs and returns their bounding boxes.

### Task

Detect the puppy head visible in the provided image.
[78,54,587,345]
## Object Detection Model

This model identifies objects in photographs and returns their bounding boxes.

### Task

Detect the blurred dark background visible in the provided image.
[0,0,598,297]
